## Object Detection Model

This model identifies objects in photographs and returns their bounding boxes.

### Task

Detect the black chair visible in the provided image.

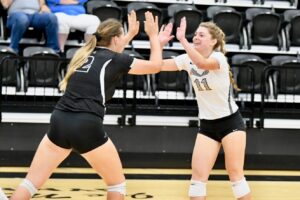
[0,45,21,91]
[167,4,203,42]
[86,0,122,21]
[120,49,149,94]
[231,54,268,93]
[283,10,300,50]
[245,8,282,50]
[207,6,244,48]
[23,46,60,92]
[271,55,300,97]
[127,2,162,40]
[152,50,190,96]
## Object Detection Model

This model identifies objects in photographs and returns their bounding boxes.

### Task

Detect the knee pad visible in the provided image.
[231,177,250,198]
[20,179,38,197]
[107,182,126,195]
[0,187,9,200]
[188,180,207,197]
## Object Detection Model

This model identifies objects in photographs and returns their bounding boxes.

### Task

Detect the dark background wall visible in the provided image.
[1,122,300,170]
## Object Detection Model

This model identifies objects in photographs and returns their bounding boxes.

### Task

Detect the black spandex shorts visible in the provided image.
[198,110,246,142]
[47,109,109,154]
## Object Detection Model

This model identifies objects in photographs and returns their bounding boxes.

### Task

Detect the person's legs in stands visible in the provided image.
[54,13,71,53]
[58,33,69,53]
[31,12,60,52]
[6,12,30,53]
[69,14,100,43]
[54,13,99,52]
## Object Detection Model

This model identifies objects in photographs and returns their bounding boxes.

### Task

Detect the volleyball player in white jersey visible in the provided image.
[158,18,251,200]
[5,11,162,200]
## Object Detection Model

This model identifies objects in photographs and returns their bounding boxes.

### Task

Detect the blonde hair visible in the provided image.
[199,22,240,91]
[59,19,123,91]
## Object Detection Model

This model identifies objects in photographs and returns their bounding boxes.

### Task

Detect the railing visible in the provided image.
[0,56,69,121]
[259,65,300,128]
[1,57,258,128]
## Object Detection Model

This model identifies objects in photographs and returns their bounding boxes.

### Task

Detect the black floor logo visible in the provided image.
[2,187,154,199]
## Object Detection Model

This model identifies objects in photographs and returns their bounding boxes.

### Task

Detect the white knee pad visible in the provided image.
[0,187,9,200]
[20,179,38,197]
[107,182,126,196]
[188,180,207,197]
[231,177,250,198]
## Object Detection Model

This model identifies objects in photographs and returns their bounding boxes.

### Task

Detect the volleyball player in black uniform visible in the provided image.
[8,11,162,200]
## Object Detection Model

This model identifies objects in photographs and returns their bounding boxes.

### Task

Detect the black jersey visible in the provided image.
[55,48,134,119]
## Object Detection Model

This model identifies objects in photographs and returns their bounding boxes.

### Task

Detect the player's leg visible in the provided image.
[10,135,71,200]
[81,139,125,200]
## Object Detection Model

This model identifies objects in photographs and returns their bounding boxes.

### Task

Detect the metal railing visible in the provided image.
[1,57,258,128]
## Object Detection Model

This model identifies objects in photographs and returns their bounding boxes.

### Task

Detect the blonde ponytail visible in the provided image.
[229,68,241,91]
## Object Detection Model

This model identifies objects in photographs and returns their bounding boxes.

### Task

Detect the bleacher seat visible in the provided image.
[207,6,244,49]
[271,55,300,97]
[23,46,60,92]
[245,8,283,50]
[283,9,300,50]
[167,4,203,42]
[127,2,162,40]
[0,45,21,91]
[231,53,269,93]
[86,0,122,21]
[152,50,190,96]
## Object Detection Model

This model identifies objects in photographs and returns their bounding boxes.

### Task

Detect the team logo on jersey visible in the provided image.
[75,56,95,73]
[190,68,209,77]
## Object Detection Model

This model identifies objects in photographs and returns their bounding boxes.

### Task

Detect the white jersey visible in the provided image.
[174,51,238,120]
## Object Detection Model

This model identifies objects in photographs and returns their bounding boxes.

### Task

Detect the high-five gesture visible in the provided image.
[144,11,159,38]
[124,10,139,46]
[176,17,187,42]
[127,10,139,38]
[159,23,174,47]
[127,11,162,75]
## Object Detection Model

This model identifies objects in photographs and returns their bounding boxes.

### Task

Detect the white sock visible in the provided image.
[0,187,9,200]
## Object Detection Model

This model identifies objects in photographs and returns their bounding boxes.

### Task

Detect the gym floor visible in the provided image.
[1,167,300,200]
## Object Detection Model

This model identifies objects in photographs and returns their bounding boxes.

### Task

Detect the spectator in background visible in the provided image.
[45,0,100,53]
[0,0,60,54]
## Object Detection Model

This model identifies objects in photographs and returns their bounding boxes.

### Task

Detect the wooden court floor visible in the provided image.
[1,168,300,200]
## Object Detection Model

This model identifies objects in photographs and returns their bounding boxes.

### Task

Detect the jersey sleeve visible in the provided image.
[174,54,190,71]
[210,52,229,71]
[113,53,135,74]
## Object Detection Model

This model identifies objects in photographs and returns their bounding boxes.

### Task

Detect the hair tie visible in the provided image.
[93,33,102,41]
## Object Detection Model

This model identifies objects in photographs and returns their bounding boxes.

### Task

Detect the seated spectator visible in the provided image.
[45,0,100,53]
[0,0,60,54]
